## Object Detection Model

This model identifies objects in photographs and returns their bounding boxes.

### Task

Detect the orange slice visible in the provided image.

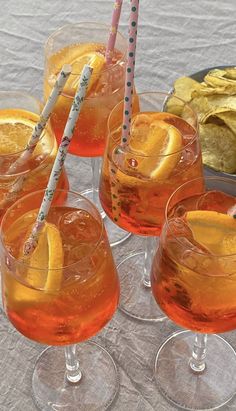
[0,110,37,155]
[0,109,52,157]
[115,115,182,186]
[26,223,64,292]
[66,52,105,94]
[173,210,236,312]
[186,210,236,255]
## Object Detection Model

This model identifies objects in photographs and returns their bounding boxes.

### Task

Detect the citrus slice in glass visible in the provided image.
[0,109,38,155]
[186,210,236,255]
[66,52,105,94]
[0,109,52,160]
[115,115,183,186]
[25,223,64,292]
[177,210,236,311]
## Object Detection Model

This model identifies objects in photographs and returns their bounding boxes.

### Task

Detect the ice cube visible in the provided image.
[66,243,93,263]
[108,63,125,88]
[59,210,100,244]
[197,190,236,214]
[167,217,214,274]
[92,63,124,97]
[172,205,187,218]
[168,217,192,236]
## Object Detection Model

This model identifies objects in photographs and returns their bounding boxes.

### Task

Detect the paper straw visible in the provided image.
[23,65,93,256]
[105,0,123,64]
[109,0,139,223]
[8,64,72,174]
[0,65,72,210]
[121,0,139,145]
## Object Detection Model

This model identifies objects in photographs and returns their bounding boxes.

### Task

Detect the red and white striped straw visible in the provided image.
[121,0,139,145]
[105,0,123,64]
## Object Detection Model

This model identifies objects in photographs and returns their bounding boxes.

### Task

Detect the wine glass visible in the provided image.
[0,189,120,410]
[44,22,130,247]
[151,176,236,410]
[0,91,68,221]
[99,92,203,321]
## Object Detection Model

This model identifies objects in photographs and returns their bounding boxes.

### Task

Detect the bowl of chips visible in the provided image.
[167,66,236,177]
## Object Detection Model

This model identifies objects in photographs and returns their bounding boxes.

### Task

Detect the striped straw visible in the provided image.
[105,0,123,64]
[23,65,93,256]
[8,64,72,174]
[121,0,139,145]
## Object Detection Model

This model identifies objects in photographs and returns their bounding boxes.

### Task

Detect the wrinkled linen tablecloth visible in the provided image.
[0,1,236,410]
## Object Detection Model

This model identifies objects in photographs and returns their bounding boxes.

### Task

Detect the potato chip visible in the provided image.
[204,68,236,92]
[173,77,202,102]
[214,111,236,135]
[192,83,235,97]
[166,78,201,117]
[200,123,236,173]
[170,67,236,174]
[187,96,212,122]
[165,96,184,117]
[198,96,236,123]
[207,94,236,110]
[223,68,236,80]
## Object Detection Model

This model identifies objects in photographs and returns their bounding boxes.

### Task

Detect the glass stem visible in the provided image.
[142,236,157,288]
[91,157,101,204]
[189,333,207,373]
[64,344,82,383]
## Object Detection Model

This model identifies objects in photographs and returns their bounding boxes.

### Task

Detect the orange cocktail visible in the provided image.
[0,92,68,221]
[1,190,119,346]
[151,178,236,334]
[0,189,120,410]
[44,23,126,157]
[150,176,236,410]
[99,93,203,236]
[99,92,203,322]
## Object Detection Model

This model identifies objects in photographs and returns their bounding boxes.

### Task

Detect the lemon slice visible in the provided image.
[186,210,236,255]
[26,222,64,292]
[0,109,38,155]
[67,52,105,93]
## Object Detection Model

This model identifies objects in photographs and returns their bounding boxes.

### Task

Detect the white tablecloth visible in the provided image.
[0,1,236,410]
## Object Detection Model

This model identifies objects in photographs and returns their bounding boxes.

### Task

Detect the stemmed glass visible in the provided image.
[44,22,130,246]
[0,189,120,410]
[151,176,236,410]
[99,92,203,321]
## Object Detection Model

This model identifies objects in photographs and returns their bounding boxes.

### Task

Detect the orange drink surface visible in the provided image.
[1,199,119,346]
[99,110,203,236]
[151,189,236,333]
[0,108,68,221]
[44,42,126,157]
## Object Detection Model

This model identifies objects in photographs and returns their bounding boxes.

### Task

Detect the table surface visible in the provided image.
[0,1,236,410]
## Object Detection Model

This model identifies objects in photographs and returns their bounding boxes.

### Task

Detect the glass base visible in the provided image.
[32,341,119,411]
[81,188,131,247]
[118,251,166,322]
[154,330,236,410]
